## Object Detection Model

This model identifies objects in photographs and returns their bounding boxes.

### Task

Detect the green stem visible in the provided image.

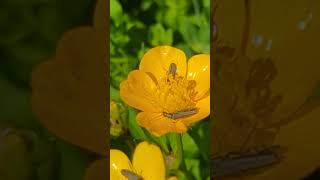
[158,137,170,154]
[168,133,193,179]
[168,133,183,169]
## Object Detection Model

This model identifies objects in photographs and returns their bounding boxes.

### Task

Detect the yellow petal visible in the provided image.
[246,0,320,125]
[110,150,134,180]
[214,0,320,178]
[187,54,210,99]
[136,112,187,136]
[139,46,187,80]
[83,159,107,180]
[132,141,166,180]
[31,27,107,155]
[120,70,160,112]
[180,96,210,126]
[215,0,320,127]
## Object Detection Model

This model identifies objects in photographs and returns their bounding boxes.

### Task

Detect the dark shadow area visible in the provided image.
[212,0,320,179]
[0,1,107,180]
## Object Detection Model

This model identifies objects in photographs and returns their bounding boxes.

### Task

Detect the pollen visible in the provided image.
[155,73,198,113]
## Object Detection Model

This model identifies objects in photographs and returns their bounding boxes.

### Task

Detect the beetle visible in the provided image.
[121,169,143,180]
[168,63,177,76]
[163,108,198,119]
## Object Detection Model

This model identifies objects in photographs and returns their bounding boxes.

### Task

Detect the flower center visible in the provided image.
[155,64,198,114]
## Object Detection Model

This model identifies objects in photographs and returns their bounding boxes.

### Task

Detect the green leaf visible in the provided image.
[144,130,169,154]
[127,108,148,140]
[172,169,188,180]
[141,0,154,11]
[177,16,196,43]
[185,158,201,180]
[110,86,121,101]
[154,0,190,28]
[110,0,123,27]
[182,133,199,158]
[156,135,169,153]
[149,23,173,46]
[124,16,145,31]
[110,41,115,55]
[188,120,210,161]
[175,43,193,58]
[167,133,183,170]
[137,43,147,59]
[111,30,130,45]
[202,0,210,8]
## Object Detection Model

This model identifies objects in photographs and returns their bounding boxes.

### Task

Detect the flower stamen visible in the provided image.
[155,64,199,118]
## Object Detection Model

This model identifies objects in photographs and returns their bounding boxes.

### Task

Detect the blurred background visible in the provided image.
[0,0,210,179]
[0,0,97,179]
[110,0,210,179]
[110,0,210,88]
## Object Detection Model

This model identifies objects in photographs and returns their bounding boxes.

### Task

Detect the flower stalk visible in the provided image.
[168,133,193,179]
[168,133,183,170]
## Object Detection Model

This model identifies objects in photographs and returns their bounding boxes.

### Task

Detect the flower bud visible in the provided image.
[110,101,127,137]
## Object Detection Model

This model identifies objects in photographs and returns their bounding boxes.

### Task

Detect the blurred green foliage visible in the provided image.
[110,0,210,179]
[0,0,96,180]
[0,0,94,86]
[110,0,210,88]
[0,0,210,179]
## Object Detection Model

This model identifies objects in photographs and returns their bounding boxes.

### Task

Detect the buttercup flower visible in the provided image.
[212,1,320,179]
[31,0,108,179]
[111,141,176,180]
[120,46,210,136]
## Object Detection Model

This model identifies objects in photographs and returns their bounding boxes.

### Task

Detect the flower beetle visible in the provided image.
[121,169,143,180]
[168,63,177,77]
[163,108,199,120]
[211,145,281,177]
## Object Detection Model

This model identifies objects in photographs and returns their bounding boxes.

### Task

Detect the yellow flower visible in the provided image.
[32,0,106,157]
[31,0,108,179]
[120,46,210,136]
[111,141,176,180]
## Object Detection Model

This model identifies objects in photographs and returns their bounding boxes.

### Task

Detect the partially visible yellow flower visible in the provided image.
[31,0,108,179]
[31,0,106,156]
[111,141,176,180]
[120,46,210,136]
[110,101,126,137]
